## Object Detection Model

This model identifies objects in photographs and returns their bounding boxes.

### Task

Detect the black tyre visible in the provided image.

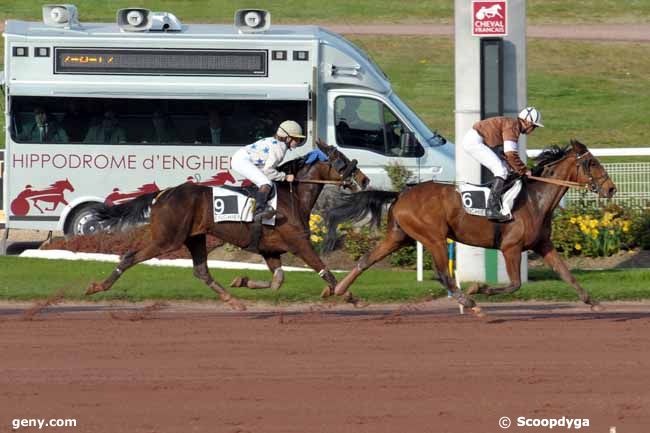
[65,204,103,238]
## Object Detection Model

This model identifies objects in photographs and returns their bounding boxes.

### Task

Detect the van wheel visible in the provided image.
[66,204,103,238]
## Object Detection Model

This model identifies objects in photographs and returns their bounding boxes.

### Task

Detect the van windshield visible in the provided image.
[389,93,447,147]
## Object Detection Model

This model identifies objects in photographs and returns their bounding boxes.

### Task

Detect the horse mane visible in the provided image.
[531,145,570,176]
[277,154,309,175]
[278,149,332,175]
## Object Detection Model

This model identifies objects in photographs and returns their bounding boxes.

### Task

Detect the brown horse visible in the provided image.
[328,140,616,314]
[85,141,370,310]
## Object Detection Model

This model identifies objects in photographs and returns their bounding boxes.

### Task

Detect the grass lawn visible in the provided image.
[1,257,649,303]
[353,36,650,150]
[2,35,650,151]
[1,1,649,24]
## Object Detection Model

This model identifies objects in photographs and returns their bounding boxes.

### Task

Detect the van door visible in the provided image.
[326,91,424,189]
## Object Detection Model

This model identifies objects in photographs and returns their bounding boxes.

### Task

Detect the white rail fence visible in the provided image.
[564,162,650,208]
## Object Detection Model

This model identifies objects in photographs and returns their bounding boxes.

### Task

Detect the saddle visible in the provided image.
[218,183,276,201]
[211,184,277,225]
[457,177,523,220]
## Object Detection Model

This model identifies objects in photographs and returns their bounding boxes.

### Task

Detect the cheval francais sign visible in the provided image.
[472,0,507,36]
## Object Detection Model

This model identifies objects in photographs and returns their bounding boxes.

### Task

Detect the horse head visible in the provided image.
[53,178,75,193]
[314,139,370,191]
[533,140,616,199]
[570,140,616,198]
[221,171,237,184]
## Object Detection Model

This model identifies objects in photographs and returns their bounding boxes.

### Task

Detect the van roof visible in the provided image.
[4,20,327,41]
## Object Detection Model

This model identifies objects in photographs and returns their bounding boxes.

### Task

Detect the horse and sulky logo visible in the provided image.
[104,171,238,206]
[472,0,507,36]
[105,182,160,207]
[185,171,237,187]
[10,179,75,216]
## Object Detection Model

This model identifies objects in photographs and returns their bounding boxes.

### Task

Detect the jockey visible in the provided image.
[231,120,306,221]
[462,107,544,221]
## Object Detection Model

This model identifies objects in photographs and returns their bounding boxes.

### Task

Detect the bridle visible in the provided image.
[575,151,610,195]
[531,149,609,193]
[330,150,359,188]
[296,147,361,188]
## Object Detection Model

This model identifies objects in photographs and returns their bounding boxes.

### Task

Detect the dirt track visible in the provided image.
[1,301,649,433]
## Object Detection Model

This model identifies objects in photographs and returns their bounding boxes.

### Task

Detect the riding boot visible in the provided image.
[486,176,508,221]
[253,184,276,222]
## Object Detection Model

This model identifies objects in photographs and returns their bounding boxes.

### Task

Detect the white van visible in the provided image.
[0,6,454,242]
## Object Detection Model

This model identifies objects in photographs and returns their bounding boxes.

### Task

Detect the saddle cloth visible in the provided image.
[212,185,277,225]
[457,179,522,220]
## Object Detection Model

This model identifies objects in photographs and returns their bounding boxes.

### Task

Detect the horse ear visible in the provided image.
[570,139,587,153]
[316,138,329,152]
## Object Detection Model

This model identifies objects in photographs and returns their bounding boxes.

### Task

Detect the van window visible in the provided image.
[10,96,308,146]
[335,96,423,157]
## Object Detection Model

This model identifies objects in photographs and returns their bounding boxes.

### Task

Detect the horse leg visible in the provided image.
[284,239,355,304]
[85,243,164,295]
[230,253,284,290]
[33,200,44,214]
[185,234,245,311]
[466,245,523,297]
[334,224,410,297]
[419,238,480,314]
[535,241,601,311]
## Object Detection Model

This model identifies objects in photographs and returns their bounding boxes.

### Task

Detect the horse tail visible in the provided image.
[323,190,400,252]
[95,192,158,231]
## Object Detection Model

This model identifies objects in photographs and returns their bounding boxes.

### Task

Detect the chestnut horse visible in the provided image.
[328,140,616,314]
[86,141,369,310]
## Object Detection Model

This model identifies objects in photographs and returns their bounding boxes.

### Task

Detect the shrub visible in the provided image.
[389,245,434,269]
[631,209,650,250]
[552,204,634,257]
[341,225,379,260]
[308,213,327,253]
[384,161,413,192]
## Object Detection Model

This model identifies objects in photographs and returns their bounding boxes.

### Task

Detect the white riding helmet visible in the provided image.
[518,107,544,127]
[276,120,306,139]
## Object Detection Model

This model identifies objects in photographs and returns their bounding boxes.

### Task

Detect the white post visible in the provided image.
[416,241,424,281]
[454,0,528,284]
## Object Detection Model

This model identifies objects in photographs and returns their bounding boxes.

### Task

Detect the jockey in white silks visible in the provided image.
[231,120,306,221]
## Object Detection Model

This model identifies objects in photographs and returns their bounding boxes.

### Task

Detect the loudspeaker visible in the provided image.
[117,8,152,32]
[42,4,80,28]
[234,9,271,33]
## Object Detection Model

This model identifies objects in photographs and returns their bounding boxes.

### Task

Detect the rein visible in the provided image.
[295,179,345,185]
[527,175,589,190]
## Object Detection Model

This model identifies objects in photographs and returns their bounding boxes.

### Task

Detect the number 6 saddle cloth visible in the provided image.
[211,185,278,225]
[457,179,523,220]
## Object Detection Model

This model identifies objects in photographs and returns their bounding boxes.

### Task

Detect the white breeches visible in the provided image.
[462,128,508,179]
[231,149,272,187]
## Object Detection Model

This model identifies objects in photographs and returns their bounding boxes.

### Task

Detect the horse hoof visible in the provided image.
[471,306,486,318]
[227,298,247,311]
[85,282,103,295]
[230,276,248,288]
[320,287,334,298]
[344,292,368,308]
[590,303,605,312]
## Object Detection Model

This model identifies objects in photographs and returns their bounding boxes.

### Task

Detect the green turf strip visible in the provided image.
[1,256,649,303]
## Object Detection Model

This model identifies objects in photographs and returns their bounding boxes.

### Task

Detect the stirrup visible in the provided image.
[254,207,276,222]
[487,209,509,222]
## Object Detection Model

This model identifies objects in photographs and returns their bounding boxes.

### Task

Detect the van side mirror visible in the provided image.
[400,131,424,157]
